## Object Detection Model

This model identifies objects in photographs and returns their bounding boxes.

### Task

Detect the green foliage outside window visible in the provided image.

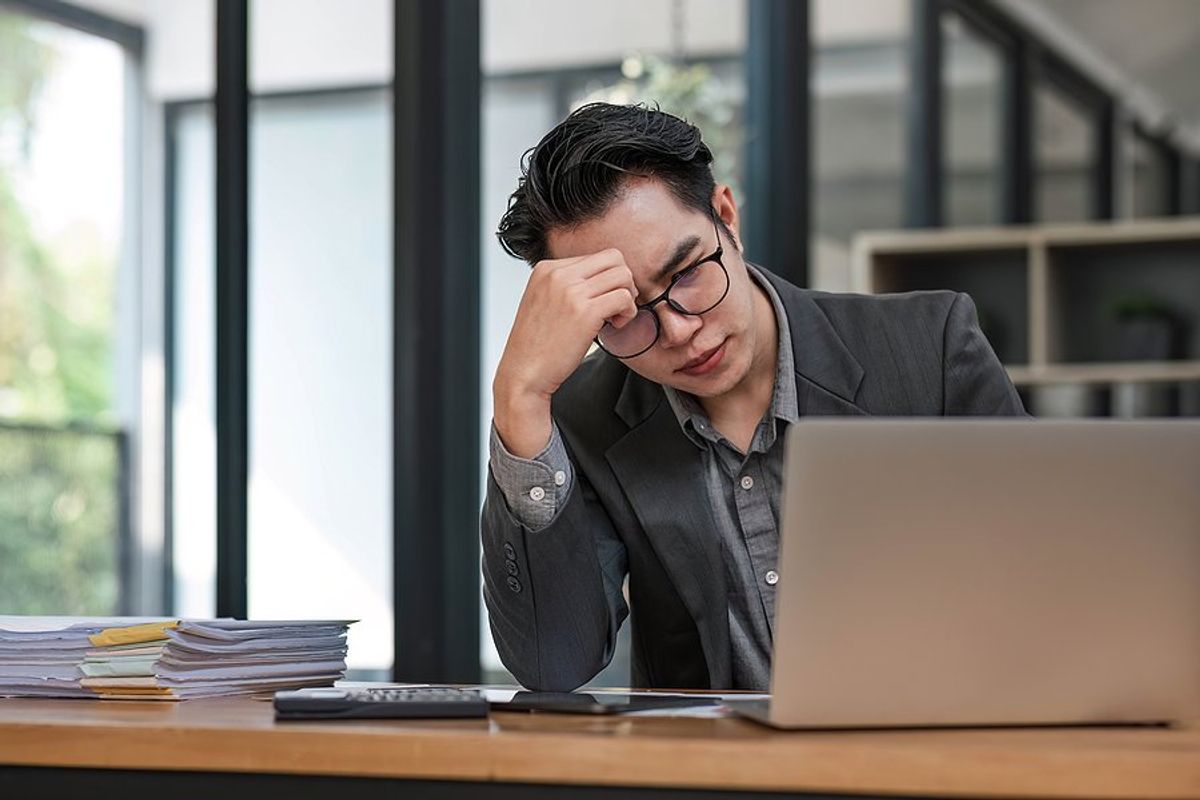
[576,54,745,202]
[0,13,122,615]
[0,426,120,614]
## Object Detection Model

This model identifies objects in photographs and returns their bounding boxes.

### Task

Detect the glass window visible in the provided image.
[1130,129,1171,218]
[168,93,395,674]
[169,102,218,621]
[1034,82,1095,223]
[812,0,910,291]
[247,90,393,675]
[480,76,560,683]
[167,3,394,675]
[0,10,129,613]
[942,13,1003,227]
[564,57,747,199]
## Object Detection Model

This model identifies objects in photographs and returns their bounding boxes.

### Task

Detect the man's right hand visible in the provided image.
[493,249,639,459]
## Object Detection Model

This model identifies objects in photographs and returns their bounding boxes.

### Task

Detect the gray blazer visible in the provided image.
[482,268,1026,691]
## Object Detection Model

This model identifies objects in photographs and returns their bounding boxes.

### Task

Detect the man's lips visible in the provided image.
[677,339,727,375]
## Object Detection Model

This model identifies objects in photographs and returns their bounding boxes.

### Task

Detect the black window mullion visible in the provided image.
[0,0,144,53]
[905,0,944,229]
[744,0,810,286]
[944,0,1032,225]
[1000,37,1033,224]
[1091,98,1117,220]
[392,0,482,683]
[1161,138,1184,216]
[214,0,250,620]
[1182,154,1200,216]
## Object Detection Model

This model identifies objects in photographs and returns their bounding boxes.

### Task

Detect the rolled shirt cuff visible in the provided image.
[488,420,574,531]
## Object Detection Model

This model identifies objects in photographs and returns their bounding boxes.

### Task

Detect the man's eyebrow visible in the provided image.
[649,235,702,287]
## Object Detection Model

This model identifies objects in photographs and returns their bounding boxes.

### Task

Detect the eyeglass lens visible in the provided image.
[596,257,728,358]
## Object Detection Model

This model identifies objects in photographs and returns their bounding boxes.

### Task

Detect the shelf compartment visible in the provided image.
[865,248,1030,365]
[1044,240,1200,364]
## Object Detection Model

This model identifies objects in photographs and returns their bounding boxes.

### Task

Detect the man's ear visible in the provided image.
[711,184,743,252]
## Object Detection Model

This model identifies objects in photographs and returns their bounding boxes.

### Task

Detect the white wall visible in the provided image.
[79,0,752,100]
[249,0,392,93]
[75,0,394,100]
[813,0,908,44]
[483,0,745,73]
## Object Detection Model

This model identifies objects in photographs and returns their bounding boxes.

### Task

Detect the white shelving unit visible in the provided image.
[852,220,1200,399]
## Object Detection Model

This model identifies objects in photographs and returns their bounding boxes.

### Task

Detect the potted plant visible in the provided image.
[1111,294,1179,361]
[1109,294,1181,417]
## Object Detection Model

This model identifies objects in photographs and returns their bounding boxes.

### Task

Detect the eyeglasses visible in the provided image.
[596,211,731,359]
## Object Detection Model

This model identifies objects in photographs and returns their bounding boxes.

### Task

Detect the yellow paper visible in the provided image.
[88,620,180,647]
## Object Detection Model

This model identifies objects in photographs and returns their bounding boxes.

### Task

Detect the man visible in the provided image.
[482,103,1025,693]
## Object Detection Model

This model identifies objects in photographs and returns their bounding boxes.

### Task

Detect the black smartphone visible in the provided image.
[493,691,718,715]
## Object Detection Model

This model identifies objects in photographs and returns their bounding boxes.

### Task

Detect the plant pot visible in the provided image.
[1029,383,1105,418]
[1112,381,1174,418]
[1117,318,1174,361]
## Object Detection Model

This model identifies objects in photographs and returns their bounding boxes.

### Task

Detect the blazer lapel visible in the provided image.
[759,268,869,417]
[606,372,731,687]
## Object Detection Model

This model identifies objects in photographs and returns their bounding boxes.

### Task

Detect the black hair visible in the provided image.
[496,102,718,265]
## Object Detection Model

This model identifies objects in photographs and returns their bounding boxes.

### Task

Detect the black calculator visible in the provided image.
[274,687,489,720]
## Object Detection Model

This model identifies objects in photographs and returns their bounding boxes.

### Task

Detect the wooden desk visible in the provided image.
[2,697,1200,799]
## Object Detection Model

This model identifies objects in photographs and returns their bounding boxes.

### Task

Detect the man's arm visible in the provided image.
[942,292,1028,416]
[484,246,638,690]
[482,458,628,691]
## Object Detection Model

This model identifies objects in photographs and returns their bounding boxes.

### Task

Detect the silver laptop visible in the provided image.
[734,419,1200,729]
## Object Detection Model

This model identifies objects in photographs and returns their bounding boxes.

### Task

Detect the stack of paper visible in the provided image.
[0,617,169,698]
[0,617,353,700]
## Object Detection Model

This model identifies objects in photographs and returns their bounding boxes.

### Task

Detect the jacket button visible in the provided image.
[505,559,519,576]
[506,576,522,594]
[503,542,516,560]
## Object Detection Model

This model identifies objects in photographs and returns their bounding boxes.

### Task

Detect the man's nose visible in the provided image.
[656,304,702,347]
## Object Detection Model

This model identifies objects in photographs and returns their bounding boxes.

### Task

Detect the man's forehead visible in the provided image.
[545,177,699,261]
[547,218,691,261]
[548,221,704,296]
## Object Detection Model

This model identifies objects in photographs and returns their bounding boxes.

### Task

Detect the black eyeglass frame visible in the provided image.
[595,210,731,360]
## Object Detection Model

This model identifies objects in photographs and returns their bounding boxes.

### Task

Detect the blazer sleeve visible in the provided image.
[481,459,629,691]
[942,292,1028,416]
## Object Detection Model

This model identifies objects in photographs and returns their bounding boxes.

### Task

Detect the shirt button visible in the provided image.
[740,475,754,490]
[765,570,779,586]
[529,486,546,502]
[553,470,566,487]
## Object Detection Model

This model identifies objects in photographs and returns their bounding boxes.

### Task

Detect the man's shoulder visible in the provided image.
[796,288,966,370]
[758,266,961,333]
[802,287,961,327]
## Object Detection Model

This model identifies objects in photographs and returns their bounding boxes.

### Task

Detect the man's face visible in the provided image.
[546,177,762,399]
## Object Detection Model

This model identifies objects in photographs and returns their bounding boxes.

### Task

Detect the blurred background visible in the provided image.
[1,0,1198,685]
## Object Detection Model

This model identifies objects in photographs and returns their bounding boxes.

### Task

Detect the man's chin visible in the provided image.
[664,361,744,399]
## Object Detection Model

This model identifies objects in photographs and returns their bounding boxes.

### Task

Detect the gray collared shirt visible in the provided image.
[489,265,796,690]
[660,264,797,689]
